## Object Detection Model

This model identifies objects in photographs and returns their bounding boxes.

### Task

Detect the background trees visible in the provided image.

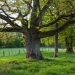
[59,24,75,52]
[0,32,25,48]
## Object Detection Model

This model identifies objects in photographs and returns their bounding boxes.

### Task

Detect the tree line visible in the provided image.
[0,32,25,48]
[0,32,65,48]
[0,30,75,50]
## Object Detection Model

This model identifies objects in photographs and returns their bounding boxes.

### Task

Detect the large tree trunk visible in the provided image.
[65,36,73,52]
[23,33,43,59]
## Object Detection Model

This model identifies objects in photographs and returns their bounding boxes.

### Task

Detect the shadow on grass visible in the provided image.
[1,52,75,75]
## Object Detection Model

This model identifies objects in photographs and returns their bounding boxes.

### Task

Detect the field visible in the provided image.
[0,48,75,75]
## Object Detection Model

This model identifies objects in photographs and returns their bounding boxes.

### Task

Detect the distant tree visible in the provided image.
[0,0,75,59]
[59,24,75,52]
[65,25,75,52]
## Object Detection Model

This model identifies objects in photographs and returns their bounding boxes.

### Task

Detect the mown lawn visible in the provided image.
[0,49,75,75]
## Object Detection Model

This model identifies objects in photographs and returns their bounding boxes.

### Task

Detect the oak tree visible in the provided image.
[0,0,75,59]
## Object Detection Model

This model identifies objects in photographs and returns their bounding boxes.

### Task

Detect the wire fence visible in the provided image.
[0,48,26,57]
[0,47,66,57]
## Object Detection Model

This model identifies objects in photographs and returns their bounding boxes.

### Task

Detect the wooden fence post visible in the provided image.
[19,50,20,54]
[3,51,5,57]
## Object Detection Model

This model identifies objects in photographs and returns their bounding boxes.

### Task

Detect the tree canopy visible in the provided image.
[0,0,75,36]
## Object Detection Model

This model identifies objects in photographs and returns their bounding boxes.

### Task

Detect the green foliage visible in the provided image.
[40,36,65,48]
[58,24,75,47]
[0,32,25,48]
[0,50,75,75]
[40,0,75,48]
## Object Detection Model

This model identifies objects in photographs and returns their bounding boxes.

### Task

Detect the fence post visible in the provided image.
[19,50,20,54]
[11,51,13,56]
[3,51,5,57]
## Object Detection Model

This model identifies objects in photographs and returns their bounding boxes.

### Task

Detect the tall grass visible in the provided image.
[0,48,75,75]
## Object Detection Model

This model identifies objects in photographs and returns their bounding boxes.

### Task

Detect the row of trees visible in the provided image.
[0,29,75,50]
[0,32,65,48]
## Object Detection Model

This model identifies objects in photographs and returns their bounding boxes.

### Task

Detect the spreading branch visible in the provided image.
[36,0,52,26]
[0,27,22,32]
[38,0,52,18]
[38,19,75,38]
[0,14,20,28]
[39,13,74,28]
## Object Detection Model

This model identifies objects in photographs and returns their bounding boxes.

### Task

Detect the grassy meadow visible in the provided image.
[0,48,75,75]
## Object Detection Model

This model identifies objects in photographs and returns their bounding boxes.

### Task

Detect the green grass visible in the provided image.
[0,48,75,75]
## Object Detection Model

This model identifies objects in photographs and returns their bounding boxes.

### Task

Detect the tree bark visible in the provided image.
[54,23,58,57]
[54,32,58,57]
[65,36,73,52]
[23,33,43,59]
